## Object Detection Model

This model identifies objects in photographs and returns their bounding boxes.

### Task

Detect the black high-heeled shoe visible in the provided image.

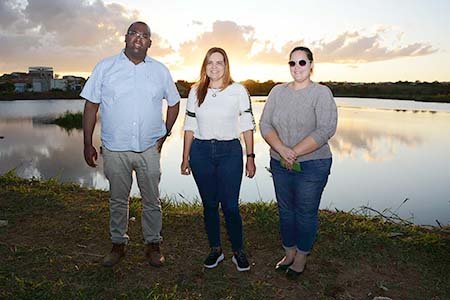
[275,261,293,271]
[285,264,307,279]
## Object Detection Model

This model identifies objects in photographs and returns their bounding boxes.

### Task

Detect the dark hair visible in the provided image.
[196,47,233,106]
[127,21,151,37]
[289,46,313,61]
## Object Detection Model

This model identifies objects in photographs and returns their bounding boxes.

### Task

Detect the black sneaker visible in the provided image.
[203,249,224,269]
[232,250,250,272]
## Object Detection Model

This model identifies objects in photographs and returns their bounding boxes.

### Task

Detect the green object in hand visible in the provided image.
[280,158,302,172]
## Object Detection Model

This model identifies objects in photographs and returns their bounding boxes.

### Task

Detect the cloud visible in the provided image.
[238,29,436,66]
[178,20,256,66]
[248,29,435,67]
[0,2,439,78]
[0,0,25,29]
[0,0,174,73]
[312,31,437,63]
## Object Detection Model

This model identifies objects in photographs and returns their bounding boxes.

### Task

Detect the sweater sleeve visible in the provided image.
[183,87,198,132]
[259,85,278,137]
[238,85,256,133]
[309,86,338,147]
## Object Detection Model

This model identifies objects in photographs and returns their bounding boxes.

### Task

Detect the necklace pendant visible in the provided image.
[212,93,216,97]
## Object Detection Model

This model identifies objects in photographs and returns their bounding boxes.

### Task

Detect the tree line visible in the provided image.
[1,80,450,102]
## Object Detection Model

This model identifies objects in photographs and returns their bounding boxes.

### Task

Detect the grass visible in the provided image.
[1,171,450,299]
[50,111,83,132]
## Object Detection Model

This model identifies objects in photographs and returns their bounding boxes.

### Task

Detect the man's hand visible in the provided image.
[156,135,167,153]
[84,145,98,167]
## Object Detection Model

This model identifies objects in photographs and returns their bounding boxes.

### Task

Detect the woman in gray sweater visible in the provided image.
[259,46,337,278]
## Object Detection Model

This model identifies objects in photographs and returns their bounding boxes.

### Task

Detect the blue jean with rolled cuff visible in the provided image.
[189,138,244,252]
[270,157,332,254]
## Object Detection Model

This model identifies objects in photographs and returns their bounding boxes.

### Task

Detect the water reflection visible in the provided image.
[331,109,424,161]
[1,99,449,225]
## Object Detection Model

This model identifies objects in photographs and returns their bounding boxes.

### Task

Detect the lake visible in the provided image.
[1,98,450,226]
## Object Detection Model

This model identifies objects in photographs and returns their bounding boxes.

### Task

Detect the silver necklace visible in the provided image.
[210,88,220,97]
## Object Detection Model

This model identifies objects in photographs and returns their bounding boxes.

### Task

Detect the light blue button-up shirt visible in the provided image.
[81,51,180,152]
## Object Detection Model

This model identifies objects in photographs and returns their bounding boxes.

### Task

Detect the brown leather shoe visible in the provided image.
[102,243,126,267]
[145,242,165,267]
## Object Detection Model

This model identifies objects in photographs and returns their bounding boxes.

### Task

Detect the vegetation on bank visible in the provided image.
[1,81,450,103]
[0,89,81,101]
[50,111,83,131]
[1,172,449,299]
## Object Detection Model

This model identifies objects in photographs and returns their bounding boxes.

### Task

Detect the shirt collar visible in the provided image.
[120,49,152,63]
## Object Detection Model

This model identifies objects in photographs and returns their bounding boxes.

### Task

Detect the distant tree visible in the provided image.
[0,82,15,93]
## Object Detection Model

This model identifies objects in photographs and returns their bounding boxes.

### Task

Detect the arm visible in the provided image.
[157,102,180,152]
[83,101,100,167]
[181,131,194,175]
[259,86,297,165]
[292,136,319,157]
[261,130,297,165]
[242,129,256,178]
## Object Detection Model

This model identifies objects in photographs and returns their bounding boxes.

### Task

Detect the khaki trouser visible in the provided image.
[103,146,162,245]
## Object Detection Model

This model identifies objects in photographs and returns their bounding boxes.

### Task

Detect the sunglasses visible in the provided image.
[288,60,309,67]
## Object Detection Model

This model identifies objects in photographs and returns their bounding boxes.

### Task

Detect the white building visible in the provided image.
[29,66,53,92]
[51,79,67,91]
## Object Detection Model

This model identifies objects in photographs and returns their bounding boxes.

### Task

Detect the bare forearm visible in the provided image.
[242,130,254,155]
[182,131,194,160]
[165,103,180,134]
[83,101,99,146]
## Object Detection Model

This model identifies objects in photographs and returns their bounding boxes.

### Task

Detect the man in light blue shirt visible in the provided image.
[81,21,180,268]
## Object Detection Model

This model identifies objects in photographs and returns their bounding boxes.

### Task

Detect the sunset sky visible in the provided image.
[1,0,449,82]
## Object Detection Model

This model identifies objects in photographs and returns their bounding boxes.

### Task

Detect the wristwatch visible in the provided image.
[246,153,255,158]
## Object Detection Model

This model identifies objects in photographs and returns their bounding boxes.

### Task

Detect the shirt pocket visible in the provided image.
[141,72,163,101]
[101,79,116,104]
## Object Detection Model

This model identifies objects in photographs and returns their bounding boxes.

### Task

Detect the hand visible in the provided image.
[278,146,297,165]
[180,159,191,175]
[84,145,98,167]
[156,136,167,153]
[246,158,256,178]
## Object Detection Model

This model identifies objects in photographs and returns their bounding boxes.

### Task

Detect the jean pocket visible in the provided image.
[301,158,332,180]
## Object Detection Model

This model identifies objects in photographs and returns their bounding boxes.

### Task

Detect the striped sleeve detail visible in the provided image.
[186,110,196,118]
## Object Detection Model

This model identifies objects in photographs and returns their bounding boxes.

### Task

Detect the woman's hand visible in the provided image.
[180,159,191,175]
[246,157,256,178]
[278,145,297,165]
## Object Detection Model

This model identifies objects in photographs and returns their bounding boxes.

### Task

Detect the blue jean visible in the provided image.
[189,139,244,251]
[270,157,332,253]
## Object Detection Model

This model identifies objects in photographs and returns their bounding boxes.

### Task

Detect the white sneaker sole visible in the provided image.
[232,256,250,272]
[204,253,224,269]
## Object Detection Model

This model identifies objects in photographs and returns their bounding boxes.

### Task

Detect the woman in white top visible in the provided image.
[181,47,256,272]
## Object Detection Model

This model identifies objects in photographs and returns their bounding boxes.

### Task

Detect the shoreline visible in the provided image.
[1,95,450,104]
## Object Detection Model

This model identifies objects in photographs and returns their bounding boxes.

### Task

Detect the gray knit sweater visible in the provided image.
[259,82,338,162]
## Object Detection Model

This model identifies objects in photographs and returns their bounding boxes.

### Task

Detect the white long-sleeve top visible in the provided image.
[183,82,255,140]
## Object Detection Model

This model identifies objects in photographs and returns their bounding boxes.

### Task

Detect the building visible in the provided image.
[51,79,67,91]
[29,66,53,92]
[62,75,85,91]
